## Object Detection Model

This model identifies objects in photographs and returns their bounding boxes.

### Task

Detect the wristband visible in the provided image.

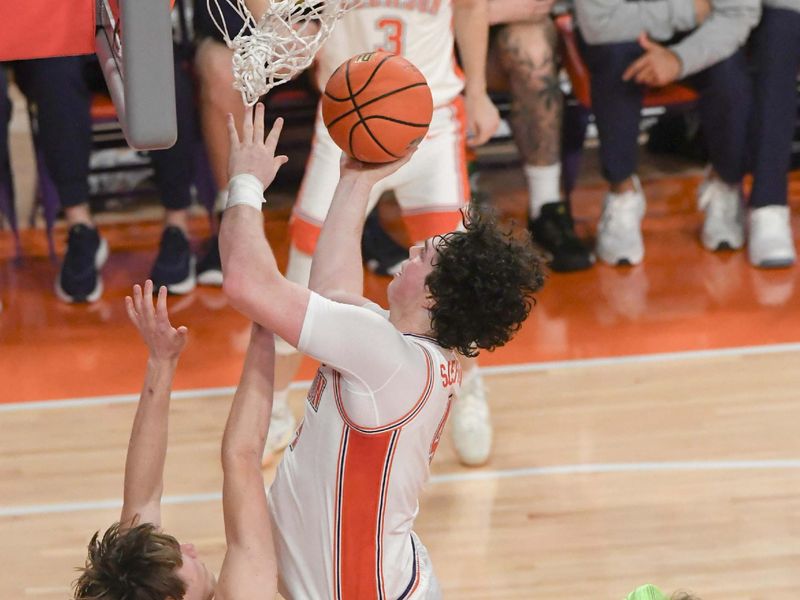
[226,174,266,210]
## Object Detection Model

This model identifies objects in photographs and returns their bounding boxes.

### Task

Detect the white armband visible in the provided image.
[226,174,266,210]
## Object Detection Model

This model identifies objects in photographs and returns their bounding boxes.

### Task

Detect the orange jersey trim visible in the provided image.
[332,343,434,434]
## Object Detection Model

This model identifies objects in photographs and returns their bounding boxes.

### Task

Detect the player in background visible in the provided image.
[219,104,543,599]
[266,0,502,468]
[73,280,279,600]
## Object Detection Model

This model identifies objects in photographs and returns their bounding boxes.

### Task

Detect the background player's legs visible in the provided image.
[747,7,800,267]
[13,56,103,302]
[147,44,202,294]
[491,20,592,272]
[192,1,247,285]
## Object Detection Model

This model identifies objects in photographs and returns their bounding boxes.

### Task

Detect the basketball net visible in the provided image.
[207,0,360,105]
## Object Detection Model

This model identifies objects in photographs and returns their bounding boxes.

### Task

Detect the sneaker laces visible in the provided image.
[601,191,644,235]
[157,227,189,261]
[751,205,789,234]
[698,179,741,221]
[539,205,580,246]
[64,225,99,270]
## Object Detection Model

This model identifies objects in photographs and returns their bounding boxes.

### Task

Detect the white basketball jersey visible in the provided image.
[315,0,464,108]
[268,295,461,599]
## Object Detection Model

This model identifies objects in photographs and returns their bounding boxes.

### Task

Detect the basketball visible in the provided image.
[321,51,434,163]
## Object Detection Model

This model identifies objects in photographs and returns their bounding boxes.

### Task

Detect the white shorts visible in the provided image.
[289,97,469,272]
[408,532,442,600]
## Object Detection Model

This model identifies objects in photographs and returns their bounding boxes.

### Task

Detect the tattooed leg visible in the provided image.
[494,20,561,166]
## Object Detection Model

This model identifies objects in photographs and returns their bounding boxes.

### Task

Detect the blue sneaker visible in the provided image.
[55,224,108,303]
[150,226,196,294]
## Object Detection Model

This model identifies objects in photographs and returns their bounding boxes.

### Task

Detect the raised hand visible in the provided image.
[227,103,289,190]
[125,280,188,362]
[338,148,417,186]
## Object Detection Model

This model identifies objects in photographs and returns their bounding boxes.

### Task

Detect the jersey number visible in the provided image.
[376,18,404,55]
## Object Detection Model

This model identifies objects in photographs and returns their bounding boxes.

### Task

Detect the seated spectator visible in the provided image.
[574,0,760,265]
[488,0,593,272]
[747,0,799,268]
[1,41,208,301]
[1,57,98,302]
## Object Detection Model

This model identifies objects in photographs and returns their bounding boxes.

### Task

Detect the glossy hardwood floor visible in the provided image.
[2,171,800,404]
[1,165,799,599]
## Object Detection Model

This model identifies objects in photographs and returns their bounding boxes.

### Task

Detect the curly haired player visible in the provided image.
[219,104,544,599]
[74,281,280,600]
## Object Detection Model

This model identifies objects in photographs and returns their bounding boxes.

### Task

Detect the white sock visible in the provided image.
[214,189,229,213]
[524,164,562,219]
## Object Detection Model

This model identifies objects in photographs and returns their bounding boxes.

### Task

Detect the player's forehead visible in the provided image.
[421,236,446,254]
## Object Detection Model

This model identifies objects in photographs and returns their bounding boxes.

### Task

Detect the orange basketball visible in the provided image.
[321,51,434,163]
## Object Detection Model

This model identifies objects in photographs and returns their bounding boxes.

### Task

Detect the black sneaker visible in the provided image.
[55,224,108,303]
[529,202,594,272]
[150,226,196,294]
[197,235,223,286]
[361,208,408,276]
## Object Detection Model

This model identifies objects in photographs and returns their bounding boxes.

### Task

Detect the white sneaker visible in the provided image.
[596,175,646,266]
[262,395,297,466]
[748,205,796,268]
[451,370,492,467]
[697,175,744,251]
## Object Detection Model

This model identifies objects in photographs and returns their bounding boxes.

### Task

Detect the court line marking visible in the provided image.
[2,458,799,518]
[3,341,800,413]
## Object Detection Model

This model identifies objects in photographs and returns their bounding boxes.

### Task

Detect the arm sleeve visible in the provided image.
[575,0,696,44]
[297,293,429,428]
[670,0,761,77]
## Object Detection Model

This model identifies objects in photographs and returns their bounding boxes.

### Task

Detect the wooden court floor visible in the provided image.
[2,168,800,599]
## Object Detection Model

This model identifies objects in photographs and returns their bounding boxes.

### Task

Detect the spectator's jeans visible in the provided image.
[6,56,91,208]
[148,47,200,212]
[578,33,751,186]
[750,7,800,208]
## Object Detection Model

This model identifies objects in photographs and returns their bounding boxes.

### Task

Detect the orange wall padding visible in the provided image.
[0,0,96,61]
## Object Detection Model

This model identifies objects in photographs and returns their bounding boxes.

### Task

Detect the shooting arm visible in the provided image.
[219,108,310,346]
[308,172,374,301]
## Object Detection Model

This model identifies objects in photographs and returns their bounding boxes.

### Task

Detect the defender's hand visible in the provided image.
[227,103,289,190]
[125,280,188,362]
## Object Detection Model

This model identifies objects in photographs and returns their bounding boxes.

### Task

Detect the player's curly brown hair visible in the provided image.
[426,209,545,357]
[73,521,186,600]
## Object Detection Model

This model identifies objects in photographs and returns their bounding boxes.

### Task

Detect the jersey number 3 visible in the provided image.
[376,18,404,55]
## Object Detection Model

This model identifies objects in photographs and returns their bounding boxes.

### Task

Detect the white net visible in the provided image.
[207,0,359,105]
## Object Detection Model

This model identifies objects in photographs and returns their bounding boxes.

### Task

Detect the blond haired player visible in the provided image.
[267,0,502,469]
[219,105,542,599]
[74,281,279,600]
